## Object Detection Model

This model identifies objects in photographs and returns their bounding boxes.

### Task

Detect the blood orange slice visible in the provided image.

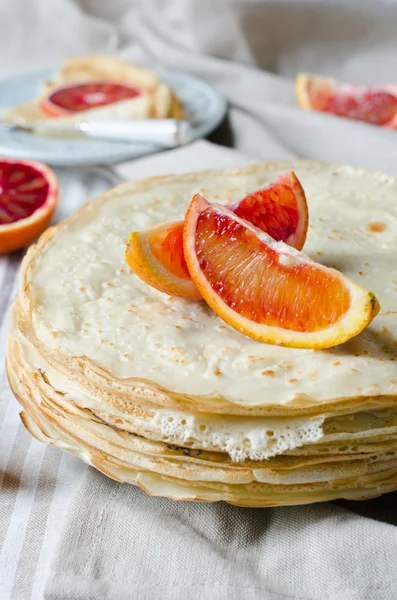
[0,158,58,253]
[126,221,201,300]
[183,194,379,349]
[40,81,143,117]
[126,172,308,300]
[296,74,397,128]
[230,172,308,251]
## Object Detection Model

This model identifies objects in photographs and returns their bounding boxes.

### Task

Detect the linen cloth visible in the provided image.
[1,1,397,599]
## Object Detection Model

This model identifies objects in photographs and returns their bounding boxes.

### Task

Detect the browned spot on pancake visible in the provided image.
[282,364,293,371]
[382,311,397,315]
[332,361,341,366]
[358,271,363,276]
[391,379,397,384]
[288,378,298,383]
[213,367,223,376]
[261,369,275,377]
[368,221,387,233]
[248,355,268,363]
[315,251,323,257]
[382,327,390,334]
[351,368,358,373]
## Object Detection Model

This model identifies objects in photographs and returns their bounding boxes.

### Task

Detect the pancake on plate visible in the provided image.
[7,160,397,506]
[3,55,183,125]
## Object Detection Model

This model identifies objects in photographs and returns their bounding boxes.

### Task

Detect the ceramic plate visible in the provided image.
[0,69,227,166]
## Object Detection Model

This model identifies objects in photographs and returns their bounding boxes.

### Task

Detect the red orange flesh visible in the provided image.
[40,81,142,117]
[231,172,308,250]
[0,158,58,253]
[296,74,397,128]
[149,221,190,280]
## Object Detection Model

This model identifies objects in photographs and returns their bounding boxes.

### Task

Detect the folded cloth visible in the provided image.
[45,468,397,600]
[115,0,397,176]
[114,139,254,181]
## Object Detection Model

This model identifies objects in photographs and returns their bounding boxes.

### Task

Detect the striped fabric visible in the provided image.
[0,169,112,600]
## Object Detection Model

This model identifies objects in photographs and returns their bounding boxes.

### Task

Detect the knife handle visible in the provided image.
[78,119,191,146]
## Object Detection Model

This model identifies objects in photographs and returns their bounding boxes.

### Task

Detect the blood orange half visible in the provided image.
[40,81,143,117]
[183,194,379,349]
[296,74,397,128]
[0,158,58,253]
[126,172,308,300]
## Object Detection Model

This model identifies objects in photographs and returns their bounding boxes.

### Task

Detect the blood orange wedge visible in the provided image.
[40,82,143,117]
[296,73,397,128]
[0,158,58,253]
[126,221,201,300]
[183,194,379,349]
[126,172,308,299]
[230,172,308,251]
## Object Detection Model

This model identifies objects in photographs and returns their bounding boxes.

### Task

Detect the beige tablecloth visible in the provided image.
[1,1,397,599]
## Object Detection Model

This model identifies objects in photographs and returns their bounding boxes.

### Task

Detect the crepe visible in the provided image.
[3,55,183,124]
[7,160,397,505]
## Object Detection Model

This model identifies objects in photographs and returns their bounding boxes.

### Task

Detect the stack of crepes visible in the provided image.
[7,160,397,507]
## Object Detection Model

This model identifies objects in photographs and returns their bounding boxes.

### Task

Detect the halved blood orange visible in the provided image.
[296,74,397,128]
[40,81,143,117]
[183,194,379,349]
[0,158,58,253]
[126,172,308,299]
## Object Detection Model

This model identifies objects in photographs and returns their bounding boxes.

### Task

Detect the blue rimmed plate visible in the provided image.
[0,70,227,166]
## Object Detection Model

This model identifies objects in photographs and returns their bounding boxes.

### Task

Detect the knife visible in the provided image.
[5,119,192,147]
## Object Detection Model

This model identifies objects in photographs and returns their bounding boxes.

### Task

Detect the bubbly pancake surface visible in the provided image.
[25,161,397,409]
